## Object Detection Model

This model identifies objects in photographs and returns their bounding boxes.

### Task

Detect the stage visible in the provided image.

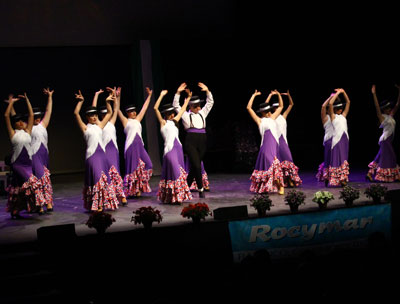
[1,170,399,245]
[1,170,400,304]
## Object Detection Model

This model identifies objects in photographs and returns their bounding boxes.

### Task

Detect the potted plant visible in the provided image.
[312,191,334,210]
[86,211,116,234]
[284,189,306,213]
[131,206,163,229]
[181,202,212,224]
[364,184,388,204]
[249,193,273,217]
[339,185,360,207]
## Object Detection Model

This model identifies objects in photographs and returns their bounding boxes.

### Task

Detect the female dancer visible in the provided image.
[272,90,302,187]
[31,88,54,212]
[327,88,350,186]
[117,87,153,198]
[74,90,119,211]
[92,88,127,206]
[154,89,192,204]
[316,94,335,186]
[367,84,400,182]
[4,93,46,218]
[247,90,284,195]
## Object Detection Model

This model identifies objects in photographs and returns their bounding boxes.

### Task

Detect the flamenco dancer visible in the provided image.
[154,89,192,204]
[4,93,46,218]
[30,88,54,212]
[247,90,284,195]
[73,90,119,211]
[316,93,335,185]
[173,82,214,198]
[92,88,127,206]
[367,84,400,182]
[117,87,153,198]
[327,88,350,187]
[271,90,302,187]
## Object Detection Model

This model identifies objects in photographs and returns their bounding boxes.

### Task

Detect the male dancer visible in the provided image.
[173,82,214,198]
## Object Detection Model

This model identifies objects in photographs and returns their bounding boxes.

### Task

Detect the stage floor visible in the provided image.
[1,170,399,245]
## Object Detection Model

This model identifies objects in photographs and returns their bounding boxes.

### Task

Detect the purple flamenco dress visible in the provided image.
[31,123,53,206]
[250,117,284,193]
[83,124,119,211]
[316,116,334,182]
[123,119,153,196]
[368,114,400,181]
[7,130,46,214]
[102,122,126,201]
[275,115,302,187]
[157,120,192,204]
[327,114,349,186]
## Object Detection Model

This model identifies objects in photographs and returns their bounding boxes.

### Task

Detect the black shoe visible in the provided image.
[199,191,205,198]
[11,212,23,219]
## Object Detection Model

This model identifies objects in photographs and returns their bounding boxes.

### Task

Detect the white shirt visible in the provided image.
[11,129,32,163]
[124,119,143,152]
[323,116,334,145]
[103,122,118,150]
[31,122,48,154]
[275,115,288,144]
[379,114,396,143]
[84,124,105,159]
[160,120,181,155]
[331,114,349,149]
[173,92,214,130]
[259,117,280,146]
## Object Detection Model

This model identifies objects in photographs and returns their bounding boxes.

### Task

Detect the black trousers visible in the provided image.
[184,132,207,190]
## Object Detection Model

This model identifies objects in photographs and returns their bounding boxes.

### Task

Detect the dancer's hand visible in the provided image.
[160,90,168,97]
[198,82,209,93]
[146,87,153,96]
[281,89,290,96]
[252,90,261,97]
[4,94,20,104]
[95,89,104,95]
[177,83,187,94]
[75,90,84,102]
[371,84,376,94]
[43,87,54,96]
[18,93,29,101]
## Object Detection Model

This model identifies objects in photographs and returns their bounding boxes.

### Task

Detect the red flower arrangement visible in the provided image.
[181,202,212,222]
[86,211,116,234]
[131,206,163,225]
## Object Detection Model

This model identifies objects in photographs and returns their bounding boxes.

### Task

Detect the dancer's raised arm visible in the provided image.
[4,95,20,139]
[4,94,17,116]
[371,85,384,123]
[154,90,168,127]
[172,82,187,111]
[321,95,331,125]
[281,90,294,119]
[247,90,262,125]
[41,87,54,128]
[136,87,153,122]
[328,89,342,121]
[98,92,114,129]
[175,91,192,122]
[270,90,283,120]
[18,93,34,134]
[74,90,87,133]
[91,89,104,107]
[341,88,351,117]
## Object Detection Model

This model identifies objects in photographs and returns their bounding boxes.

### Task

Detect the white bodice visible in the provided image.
[103,122,118,150]
[275,115,288,143]
[160,120,181,155]
[323,116,334,144]
[84,124,105,159]
[124,119,143,152]
[379,114,396,143]
[331,114,349,148]
[31,123,48,154]
[259,117,279,146]
[11,129,32,163]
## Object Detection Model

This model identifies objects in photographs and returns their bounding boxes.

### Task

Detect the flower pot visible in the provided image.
[95,227,107,234]
[257,208,267,217]
[372,196,381,204]
[344,199,354,207]
[289,204,299,213]
[142,220,153,230]
[318,202,327,210]
[192,216,201,224]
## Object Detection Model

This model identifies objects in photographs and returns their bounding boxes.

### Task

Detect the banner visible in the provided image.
[229,204,391,262]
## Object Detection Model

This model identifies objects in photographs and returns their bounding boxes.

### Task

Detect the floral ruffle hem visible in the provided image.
[124,159,152,196]
[83,172,119,211]
[189,173,210,191]
[250,157,284,193]
[157,167,192,204]
[281,160,302,187]
[368,161,400,182]
[328,160,350,186]
[316,162,329,182]
[109,165,126,200]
